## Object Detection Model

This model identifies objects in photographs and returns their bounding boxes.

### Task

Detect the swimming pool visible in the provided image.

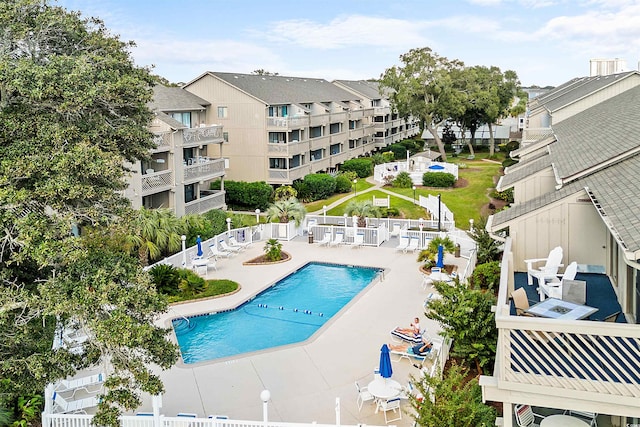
[172,262,381,364]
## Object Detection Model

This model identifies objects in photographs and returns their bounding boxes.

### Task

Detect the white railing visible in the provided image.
[421,194,455,228]
[152,132,172,150]
[142,170,173,194]
[184,192,226,215]
[182,125,224,145]
[374,161,459,184]
[183,158,225,181]
[42,414,387,427]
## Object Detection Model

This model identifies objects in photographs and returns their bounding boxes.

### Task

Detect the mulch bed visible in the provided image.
[243,252,291,265]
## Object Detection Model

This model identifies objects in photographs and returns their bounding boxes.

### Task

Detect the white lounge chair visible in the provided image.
[395,236,409,252]
[55,372,105,398]
[219,239,241,253]
[316,232,332,246]
[405,237,420,253]
[52,391,99,414]
[329,232,344,247]
[228,236,250,250]
[350,232,364,248]
[538,261,578,301]
[389,223,402,238]
[525,246,563,286]
[209,244,232,259]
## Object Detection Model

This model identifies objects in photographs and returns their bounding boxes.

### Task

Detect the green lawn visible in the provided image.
[326,189,429,218]
[304,178,374,213]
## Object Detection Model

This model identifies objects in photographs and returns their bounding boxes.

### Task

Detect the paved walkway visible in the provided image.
[138,238,468,426]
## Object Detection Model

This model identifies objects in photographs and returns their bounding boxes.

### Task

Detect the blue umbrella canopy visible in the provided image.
[429,164,445,170]
[436,244,445,268]
[196,235,203,258]
[379,344,393,379]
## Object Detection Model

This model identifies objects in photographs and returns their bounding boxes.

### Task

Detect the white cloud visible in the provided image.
[261,15,432,50]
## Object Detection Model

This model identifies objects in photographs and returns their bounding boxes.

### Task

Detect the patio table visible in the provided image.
[540,414,589,426]
[527,298,598,320]
[367,378,402,412]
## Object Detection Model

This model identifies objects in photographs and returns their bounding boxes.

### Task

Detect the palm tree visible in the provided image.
[345,200,380,227]
[265,198,306,226]
[125,208,185,266]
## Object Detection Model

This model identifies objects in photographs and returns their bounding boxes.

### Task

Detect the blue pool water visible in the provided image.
[172,262,381,364]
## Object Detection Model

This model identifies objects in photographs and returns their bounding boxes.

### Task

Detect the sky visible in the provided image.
[55,0,640,87]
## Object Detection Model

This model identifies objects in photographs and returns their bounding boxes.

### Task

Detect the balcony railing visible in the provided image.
[184,191,225,215]
[183,158,225,182]
[182,125,224,147]
[151,131,172,151]
[268,165,308,183]
[141,170,173,195]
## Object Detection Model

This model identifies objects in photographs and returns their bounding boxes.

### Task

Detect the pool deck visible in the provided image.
[141,237,468,426]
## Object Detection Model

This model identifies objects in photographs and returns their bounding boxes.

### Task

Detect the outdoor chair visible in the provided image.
[316,232,332,246]
[228,236,250,250]
[209,244,233,259]
[511,288,536,317]
[395,236,409,252]
[55,372,105,398]
[538,261,578,301]
[219,239,242,253]
[354,381,375,412]
[525,246,564,286]
[563,410,598,426]
[603,311,621,322]
[350,232,364,248]
[389,223,402,238]
[52,391,99,414]
[329,232,344,247]
[405,237,420,253]
[377,397,402,423]
[514,404,545,427]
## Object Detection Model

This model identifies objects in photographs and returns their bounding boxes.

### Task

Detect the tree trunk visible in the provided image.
[488,122,495,157]
[425,122,448,161]
[468,127,476,157]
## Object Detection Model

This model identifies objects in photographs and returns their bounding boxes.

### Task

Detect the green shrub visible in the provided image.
[263,238,283,261]
[470,261,501,291]
[211,180,273,210]
[274,185,297,201]
[490,187,514,203]
[379,207,400,217]
[148,264,181,295]
[292,180,311,202]
[502,157,519,168]
[392,171,413,188]
[381,151,395,163]
[422,172,456,187]
[177,268,206,296]
[303,174,336,200]
[341,158,373,178]
[334,174,353,193]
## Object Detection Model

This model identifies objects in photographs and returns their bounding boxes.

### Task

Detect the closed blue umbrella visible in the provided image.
[379,344,393,380]
[196,235,203,258]
[436,244,445,268]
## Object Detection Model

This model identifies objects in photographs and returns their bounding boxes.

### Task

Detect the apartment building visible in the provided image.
[481,76,640,426]
[123,85,227,217]
[182,72,419,185]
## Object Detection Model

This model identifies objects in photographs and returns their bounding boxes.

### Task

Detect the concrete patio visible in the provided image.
[137,237,469,426]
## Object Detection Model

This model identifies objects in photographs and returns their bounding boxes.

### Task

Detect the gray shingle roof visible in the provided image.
[333,80,383,100]
[150,85,210,112]
[551,84,640,180]
[491,154,640,255]
[497,154,552,190]
[542,72,637,112]
[154,111,186,129]
[209,72,361,105]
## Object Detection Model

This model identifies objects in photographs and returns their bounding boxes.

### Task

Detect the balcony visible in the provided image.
[330,111,347,122]
[309,135,330,150]
[142,170,173,195]
[183,158,225,182]
[151,131,172,152]
[267,141,310,157]
[266,116,308,130]
[268,165,308,184]
[480,237,640,420]
[184,190,225,215]
[309,114,330,127]
[182,125,224,148]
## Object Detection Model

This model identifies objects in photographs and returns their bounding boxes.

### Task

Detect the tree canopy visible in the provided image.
[0,1,178,424]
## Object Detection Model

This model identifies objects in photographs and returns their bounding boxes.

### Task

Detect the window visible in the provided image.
[184,183,196,203]
[269,158,287,169]
[268,105,288,117]
[268,132,286,143]
[223,132,229,142]
[217,106,228,118]
[170,112,191,128]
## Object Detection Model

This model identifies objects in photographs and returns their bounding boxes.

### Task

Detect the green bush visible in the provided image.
[392,171,413,188]
[490,187,514,203]
[470,261,501,291]
[381,151,395,163]
[303,174,336,200]
[148,264,181,296]
[422,172,456,187]
[177,268,206,296]
[292,180,311,202]
[274,185,297,201]
[379,207,400,217]
[341,158,373,178]
[334,174,354,193]
[263,238,283,261]
[211,180,273,210]
[502,157,519,168]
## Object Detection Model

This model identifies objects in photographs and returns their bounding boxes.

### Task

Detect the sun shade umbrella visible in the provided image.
[196,235,203,258]
[436,244,445,268]
[379,344,393,380]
